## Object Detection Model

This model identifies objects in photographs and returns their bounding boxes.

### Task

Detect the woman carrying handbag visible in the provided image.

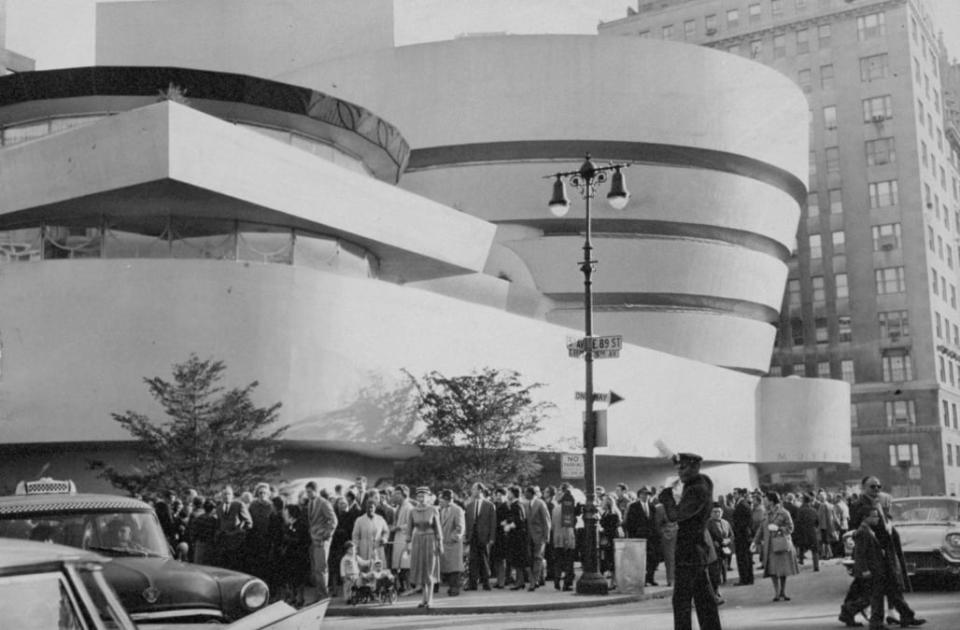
[752,491,799,602]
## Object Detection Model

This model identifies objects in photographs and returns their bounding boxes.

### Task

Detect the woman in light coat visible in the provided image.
[351,498,389,563]
[437,490,465,596]
[655,498,678,586]
[753,491,799,602]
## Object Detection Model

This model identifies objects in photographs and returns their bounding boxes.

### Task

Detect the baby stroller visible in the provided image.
[348,562,398,605]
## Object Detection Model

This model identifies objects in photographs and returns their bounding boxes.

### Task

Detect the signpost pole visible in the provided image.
[577,162,607,595]
[548,154,628,595]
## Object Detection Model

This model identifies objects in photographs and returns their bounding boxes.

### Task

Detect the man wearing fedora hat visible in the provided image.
[658,452,722,630]
[625,485,662,586]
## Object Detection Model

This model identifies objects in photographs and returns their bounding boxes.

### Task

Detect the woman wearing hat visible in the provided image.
[404,486,443,608]
[753,491,799,602]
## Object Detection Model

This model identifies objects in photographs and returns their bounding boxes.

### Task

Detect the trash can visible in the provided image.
[614,538,646,594]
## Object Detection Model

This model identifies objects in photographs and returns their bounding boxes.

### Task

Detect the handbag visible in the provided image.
[771,534,789,554]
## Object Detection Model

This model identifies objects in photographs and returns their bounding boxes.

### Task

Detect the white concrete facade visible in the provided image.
[0,3,851,493]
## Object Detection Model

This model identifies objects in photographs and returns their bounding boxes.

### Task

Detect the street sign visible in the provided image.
[583,410,608,448]
[566,335,622,359]
[574,390,625,405]
[560,453,584,479]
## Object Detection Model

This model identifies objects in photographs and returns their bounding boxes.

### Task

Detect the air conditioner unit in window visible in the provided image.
[872,114,886,123]
[879,235,898,250]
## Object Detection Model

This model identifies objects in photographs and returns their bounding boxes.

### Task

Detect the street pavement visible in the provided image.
[323,558,960,629]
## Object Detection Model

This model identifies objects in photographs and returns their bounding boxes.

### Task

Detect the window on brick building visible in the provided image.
[862,95,892,121]
[882,350,913,381]
[872,223,901,251]
[860,54,888,81]
[820,64,834,90]
[824,105,837,129]
[857,12,886,41]
[866,137,895,165]
[773,34,786,58]
[888,443,919,466]
[829,188,843,213]
[727,8,739,27]
[875,267,905,294]
[807,192,819,217]
[886,400,915,426]
[818,23,831,47]
[868,180,898,208]
[812,275,826,302]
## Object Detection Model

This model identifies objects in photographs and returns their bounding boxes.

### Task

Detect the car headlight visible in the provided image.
[946,533,960,549]
[240,579,269,611]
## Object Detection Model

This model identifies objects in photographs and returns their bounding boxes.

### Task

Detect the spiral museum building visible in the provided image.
[0,0,850,493]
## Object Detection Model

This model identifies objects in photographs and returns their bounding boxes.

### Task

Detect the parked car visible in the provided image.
[843,495,960,584]
[0,478,269,623]
[0,537,329,630]
[0,537,139,630]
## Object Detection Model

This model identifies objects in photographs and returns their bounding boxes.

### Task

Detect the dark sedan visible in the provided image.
[0,485,269,623]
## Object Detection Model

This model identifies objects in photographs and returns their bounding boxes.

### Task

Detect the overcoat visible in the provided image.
[439,502,466,573]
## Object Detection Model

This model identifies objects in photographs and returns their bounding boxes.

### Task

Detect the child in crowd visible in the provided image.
[339,541,370,599]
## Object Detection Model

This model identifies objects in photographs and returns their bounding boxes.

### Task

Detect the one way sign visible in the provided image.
[574,390,624,405]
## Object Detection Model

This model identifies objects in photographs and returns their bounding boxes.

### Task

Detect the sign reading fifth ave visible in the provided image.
[567,335,622,359]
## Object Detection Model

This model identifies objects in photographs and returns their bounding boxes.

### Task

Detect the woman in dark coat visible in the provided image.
[505,486,530,590]
[598,494,622,585]
[266,496,286,599]
[278,504,311,606]
[328,490,362,595]
[491,487,511,588]
[794,494,820,571]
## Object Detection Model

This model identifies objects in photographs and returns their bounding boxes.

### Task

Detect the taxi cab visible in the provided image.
[0,478,269,623]
[0,538,329,629]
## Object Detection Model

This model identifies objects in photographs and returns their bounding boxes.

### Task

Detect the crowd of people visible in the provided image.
[140,468,927,626]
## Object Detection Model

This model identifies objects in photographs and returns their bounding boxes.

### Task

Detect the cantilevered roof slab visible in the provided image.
[0,101,494,282]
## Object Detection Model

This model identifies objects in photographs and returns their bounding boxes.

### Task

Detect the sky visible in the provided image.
[5,0,960,69]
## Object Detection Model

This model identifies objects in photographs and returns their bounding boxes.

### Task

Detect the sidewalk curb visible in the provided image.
[326,588,673,617]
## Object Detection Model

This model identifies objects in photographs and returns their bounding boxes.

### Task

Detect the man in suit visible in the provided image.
[731,489,755,586]
[624,486,662,586]
[524,485,552,591]
[852,507,889,630]
[839,476,926,628]
[438,489,466,596]
[216,485,251,571]
[464,482,497,590]
[305,481,337,601]
[543,486,557,586]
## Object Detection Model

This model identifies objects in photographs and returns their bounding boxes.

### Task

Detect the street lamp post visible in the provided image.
[547,154,629,595]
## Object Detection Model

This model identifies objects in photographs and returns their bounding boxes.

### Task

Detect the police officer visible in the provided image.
[658,452,722,630]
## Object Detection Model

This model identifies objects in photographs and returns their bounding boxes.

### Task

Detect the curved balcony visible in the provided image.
[0,66,410,183]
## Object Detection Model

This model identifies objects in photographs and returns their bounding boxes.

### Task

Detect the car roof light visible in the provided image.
[15,477,77,495]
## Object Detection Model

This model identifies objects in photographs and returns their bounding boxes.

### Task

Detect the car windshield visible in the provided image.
[0,510,170,558]
[890,499,960,523]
